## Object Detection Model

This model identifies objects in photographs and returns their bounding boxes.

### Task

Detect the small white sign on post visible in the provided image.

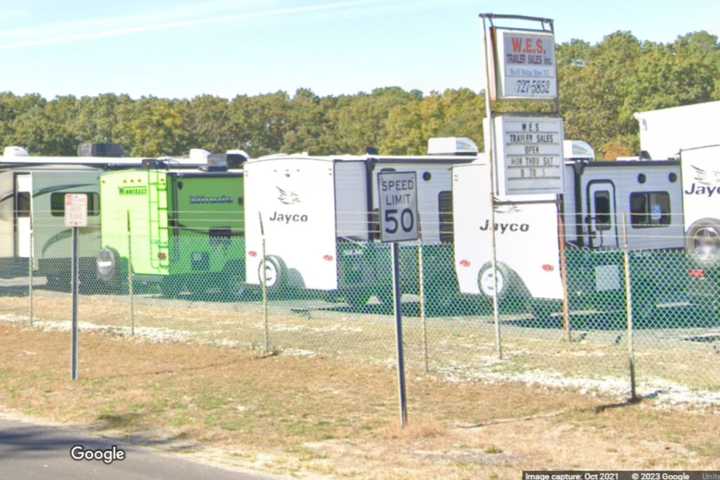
[494,115,565,197]
[493,29,557,100]
[377,171,419,243]
[64,193,88,228]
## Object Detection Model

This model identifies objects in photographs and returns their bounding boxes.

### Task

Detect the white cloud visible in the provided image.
[0,0,395,49]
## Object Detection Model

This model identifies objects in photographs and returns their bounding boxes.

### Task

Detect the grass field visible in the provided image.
[0,285,718,403]
[0,322,719,479]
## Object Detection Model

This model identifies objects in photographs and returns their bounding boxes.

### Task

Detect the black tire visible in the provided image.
[96,248,120,284]
[258,256,286,293]
[686,218,720,267]
[477,263,511,302]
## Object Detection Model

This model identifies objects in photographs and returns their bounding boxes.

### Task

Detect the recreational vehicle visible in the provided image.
[633,103,720,309]
[95,151,247,296]
[243,138,478,307]
[452,141,685,318]
[0,144,150,284]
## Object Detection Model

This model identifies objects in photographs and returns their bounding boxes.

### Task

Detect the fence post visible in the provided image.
[127,211,135,336]
[28,224,33,327]
[259,213,270,354]
[557,197,571,341]
[621,213,637,402]
[417,239,429,374]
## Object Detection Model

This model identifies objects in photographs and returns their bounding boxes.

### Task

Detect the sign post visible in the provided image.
[377,171,419,428]
[480,13,563,360]
[65,193,88,381]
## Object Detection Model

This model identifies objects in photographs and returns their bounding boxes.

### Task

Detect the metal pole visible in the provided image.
[417,223,429,373]
[259,213,270,354]
[127,211,135,337]
[482,16,503,360]
[391,242,408,427]
[28,223,33,327]
[621,213,637,401]
[71,227,79,381]
[557,196,571,341]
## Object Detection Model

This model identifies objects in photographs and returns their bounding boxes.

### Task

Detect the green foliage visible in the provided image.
[0,30,717,159]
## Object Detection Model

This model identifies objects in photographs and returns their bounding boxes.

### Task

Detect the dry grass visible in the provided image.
[0,323,719,479]
[1,289,718,394]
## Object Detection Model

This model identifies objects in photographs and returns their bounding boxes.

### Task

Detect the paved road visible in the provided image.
[0,417,274,480]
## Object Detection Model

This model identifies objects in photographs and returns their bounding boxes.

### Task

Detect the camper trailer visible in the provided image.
[452,141,685,317]
[0,144,149,283]
[95,151,247,296]
[0,144,233,284]
[243,138,477,307]
[0,164,106,284]
[632,102,720,309]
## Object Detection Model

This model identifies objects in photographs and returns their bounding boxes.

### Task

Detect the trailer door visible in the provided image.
[586,181,618,249]
[14,174,32,257]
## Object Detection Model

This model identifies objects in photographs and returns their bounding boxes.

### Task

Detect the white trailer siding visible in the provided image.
[335,161,369,240]
[453,160,563,300]
[244,158,340,290]
[680,145,720,233]
[0,172,13,257]
[570,162,684,251]
[635,101,720,160]
[369,161,462,244]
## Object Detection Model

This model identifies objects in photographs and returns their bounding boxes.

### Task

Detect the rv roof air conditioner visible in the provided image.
[562,140,595,161]
[77,143,126,157]
[225,149,249,168]
[427,137,478,156]
[3,146,29,157]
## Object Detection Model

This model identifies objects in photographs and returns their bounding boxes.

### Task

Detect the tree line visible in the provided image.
[1,31,718,160]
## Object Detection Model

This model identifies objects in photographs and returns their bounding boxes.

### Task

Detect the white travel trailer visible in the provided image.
[452,141,684,317]
[243,139,478,307]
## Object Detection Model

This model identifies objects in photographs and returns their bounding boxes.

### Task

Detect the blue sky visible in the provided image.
[0,0,718,99]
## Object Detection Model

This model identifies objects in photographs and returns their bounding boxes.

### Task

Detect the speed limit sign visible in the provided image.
[377,171,419,243]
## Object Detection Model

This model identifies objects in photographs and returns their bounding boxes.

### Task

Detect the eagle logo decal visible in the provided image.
[277,187,300,205]
[691,165,720,186]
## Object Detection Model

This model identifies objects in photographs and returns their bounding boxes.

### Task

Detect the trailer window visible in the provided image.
[438,191,453,243]
[593,190,611,231]
[630,192,670,228]
[50,193,100,217]
[15,192,30,218]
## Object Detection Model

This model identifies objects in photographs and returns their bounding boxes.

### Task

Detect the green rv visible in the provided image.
[96,163,245,296]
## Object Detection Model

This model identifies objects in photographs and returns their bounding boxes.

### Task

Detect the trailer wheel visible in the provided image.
[687,218,720,267]
[96,248,120,284]
[477,263,510,301]
[258,256,286,292]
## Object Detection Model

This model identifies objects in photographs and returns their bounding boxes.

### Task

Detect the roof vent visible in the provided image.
[77,143,125,157]
[427,137,478,156]
[3,146,29,157]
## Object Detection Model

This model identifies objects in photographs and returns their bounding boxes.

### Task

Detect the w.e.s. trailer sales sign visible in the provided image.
[493,29,557,100]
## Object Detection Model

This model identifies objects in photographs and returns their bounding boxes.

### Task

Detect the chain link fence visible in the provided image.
[1,215,719,405]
